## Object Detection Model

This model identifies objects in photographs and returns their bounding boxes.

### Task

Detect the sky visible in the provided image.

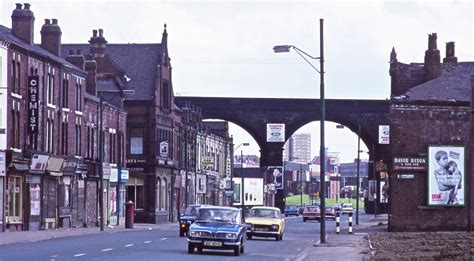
[2,0,473,163]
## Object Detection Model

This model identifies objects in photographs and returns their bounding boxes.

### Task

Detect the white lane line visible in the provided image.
[125,244,134,247]
[73,253,86,257]
[50,255,58,258]
[161,238,167,241]
[101,248,113,252]
[144,241,152,244]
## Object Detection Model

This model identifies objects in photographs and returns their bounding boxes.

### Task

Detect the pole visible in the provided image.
[184,124,188,207]
[241,150,245,217]
[356,124,360,225]
[373,143,377,218]
[99,98,104,231]
[300,164,303,206]
[319,18,326,244]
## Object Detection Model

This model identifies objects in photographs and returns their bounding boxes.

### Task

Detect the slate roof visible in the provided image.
[404,62,474,102]
[0,25,84,76]
[61,43,162,101]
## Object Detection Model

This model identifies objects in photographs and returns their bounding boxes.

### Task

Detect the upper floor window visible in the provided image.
[75,82,82,111]
[46,67,54,104]
[162,82,170,110]
[11,56,20,94]
[61,121,68,154]
[130,128,144,155]
[62,74,69,108]
[75,124,81,155]
[11,109,20,149]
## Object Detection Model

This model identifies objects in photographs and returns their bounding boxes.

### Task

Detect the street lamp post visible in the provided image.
[99,97,104,231]
[234,143,249,215]
[300,164,303,206]
[273,18,325,243]
[355,124,361,225]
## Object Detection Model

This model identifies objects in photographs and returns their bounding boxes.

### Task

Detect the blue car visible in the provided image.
[187,206,246,256]
[284,205,299,216]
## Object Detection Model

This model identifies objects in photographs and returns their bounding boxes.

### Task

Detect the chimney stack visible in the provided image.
[11,3,35,44]
[40,18,62,56]
[66,49,85,70]
[85,59,97,96]
[443,42,458,65]
[88,29,108,58]
[424,33,441,81]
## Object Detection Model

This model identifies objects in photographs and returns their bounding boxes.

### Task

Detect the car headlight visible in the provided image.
[226,232,238,239]
[246,223,253,229]
[189,231,201,237]
[271,224,279,230]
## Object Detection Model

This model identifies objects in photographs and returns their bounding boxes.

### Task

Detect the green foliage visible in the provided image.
[285,195,364,209]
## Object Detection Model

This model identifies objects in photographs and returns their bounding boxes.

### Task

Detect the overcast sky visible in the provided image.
[2,0,473,163]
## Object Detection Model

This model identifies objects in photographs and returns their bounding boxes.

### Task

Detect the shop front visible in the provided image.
[28,154,49,231]
[5,152,29,231]
[0,151,6,232]
[109,166,127,225]
[43,156,64,230]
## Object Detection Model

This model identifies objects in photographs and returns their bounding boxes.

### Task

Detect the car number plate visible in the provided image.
[204,241,222,247]
[255,228,269,231]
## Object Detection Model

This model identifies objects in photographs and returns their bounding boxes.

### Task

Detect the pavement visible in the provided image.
[0,215,388,261]
[300,214,389,261]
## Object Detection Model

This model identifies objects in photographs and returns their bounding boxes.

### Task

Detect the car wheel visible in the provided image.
[179,230,185,237]
[234,246,241,256]
[188,244,194,254]
[303,218,307,222]
[275,234,280,241]
[280,233,283,241]
[197,246,203,254]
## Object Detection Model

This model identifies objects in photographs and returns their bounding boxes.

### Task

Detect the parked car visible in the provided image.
[187,206,246,256]
[302,205,321,222]
[324,207,337,220]
[179,204,202,237]
[284,205,299,216]
[332,203,342,213]
[341,203,354,214]
[245,206,285,241]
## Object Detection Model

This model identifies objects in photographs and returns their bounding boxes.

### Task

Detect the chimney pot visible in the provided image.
[44,18,50,24]
[93,30,97,37]
[24,3,30,9]
[15,3,22,9]
[52,18,57,24]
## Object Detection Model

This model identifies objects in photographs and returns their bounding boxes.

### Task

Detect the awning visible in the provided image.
[30,154,49,173]
[11,163,29,172]
[46,157,64,173]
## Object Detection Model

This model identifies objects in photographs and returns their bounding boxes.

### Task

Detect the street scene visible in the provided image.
[0,0,474,260]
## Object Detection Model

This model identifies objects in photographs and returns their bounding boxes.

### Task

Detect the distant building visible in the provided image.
[283,133,311,163]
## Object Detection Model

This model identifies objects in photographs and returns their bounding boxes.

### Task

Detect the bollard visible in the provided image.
[125,201,135,229]
[348,212,353,234]
[336,211,340,234]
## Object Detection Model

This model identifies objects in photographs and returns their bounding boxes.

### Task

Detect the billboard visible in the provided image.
[232,177,263,206]
[428,145,465,206]
[378,125,389,144]
[266,123,285,142]
[267,166,283,189]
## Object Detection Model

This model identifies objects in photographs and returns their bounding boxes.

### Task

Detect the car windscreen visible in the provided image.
[184,206,198,216]
[196,208,238,222]
[305,206,319,212]
[249,209,280,218]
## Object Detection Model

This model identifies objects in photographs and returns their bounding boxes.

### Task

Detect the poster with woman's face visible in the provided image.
[428,146,465,206]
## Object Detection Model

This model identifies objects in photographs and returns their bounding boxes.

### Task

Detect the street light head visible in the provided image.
[273,45,292,53]
[242,143,250,146]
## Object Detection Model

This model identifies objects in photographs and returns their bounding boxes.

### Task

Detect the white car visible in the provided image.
[341,203,354,214]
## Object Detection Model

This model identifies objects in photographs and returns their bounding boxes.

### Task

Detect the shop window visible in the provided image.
[156,178,162,210]
[6,176,22,223]
[126,177,144,209]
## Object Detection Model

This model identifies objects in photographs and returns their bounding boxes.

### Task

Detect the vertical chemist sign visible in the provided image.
[28,76,39,134]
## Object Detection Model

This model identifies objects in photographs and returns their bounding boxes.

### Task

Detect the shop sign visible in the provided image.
[110,168,118,182]
[378,125,390,144]
[202,156,214,169]
[102,163,111,179]
[119,168,129,183]
[46,156,64,176]
[0,151,5,176]
[160,141,169,158]
[27,76,39,134]
[196,174,207,193]
[393,157,427,171]
[30,154,49,173]
[397,174,415,179]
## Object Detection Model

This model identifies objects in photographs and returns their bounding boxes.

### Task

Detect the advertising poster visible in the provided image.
[428,146,465,206]
[267,166,283,189]
[196,174,207,194]
[380,181,389,203]
[266,123,285,142]
[378,125,390,144]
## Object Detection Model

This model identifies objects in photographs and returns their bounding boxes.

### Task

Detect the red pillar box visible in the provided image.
[125,201,135,229]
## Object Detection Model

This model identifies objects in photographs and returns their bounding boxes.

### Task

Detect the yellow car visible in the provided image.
[245,206,285,241]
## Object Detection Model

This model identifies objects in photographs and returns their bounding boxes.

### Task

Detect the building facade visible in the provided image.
[389,33,473,231]
[283,133,311,163]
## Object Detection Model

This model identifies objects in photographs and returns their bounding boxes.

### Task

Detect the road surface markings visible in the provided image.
[144,241,152,244]
[101,248,113,252]
[73,253,86,257]
[161,238,167,241]
[125,244,134,247]
[50,255,58,258]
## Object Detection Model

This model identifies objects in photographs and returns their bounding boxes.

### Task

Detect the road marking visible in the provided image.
[144,241,152,244]
[73,253,86,257]
[50,255,58,258]
[161,238,167,241]
[101,248,113,252]
[125,244,134,247]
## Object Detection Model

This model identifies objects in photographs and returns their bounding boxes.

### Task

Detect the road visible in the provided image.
[0,212,370,260]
